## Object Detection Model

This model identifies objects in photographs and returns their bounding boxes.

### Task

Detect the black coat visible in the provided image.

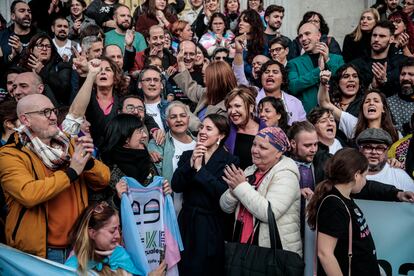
[171,147,239,276]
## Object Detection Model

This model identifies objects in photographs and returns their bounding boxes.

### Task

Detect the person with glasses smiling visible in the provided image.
[0,93,110,263]
[18,33,73,106]
[269,36,290,66]
[357,128,414,191]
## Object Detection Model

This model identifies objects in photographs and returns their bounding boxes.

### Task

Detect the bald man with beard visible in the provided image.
[0,94,109,263]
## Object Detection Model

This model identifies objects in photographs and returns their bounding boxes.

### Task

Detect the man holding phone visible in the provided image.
[287,22,344,113]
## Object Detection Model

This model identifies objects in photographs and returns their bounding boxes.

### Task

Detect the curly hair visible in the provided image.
[330,63,364,106]
[389,10,414,54]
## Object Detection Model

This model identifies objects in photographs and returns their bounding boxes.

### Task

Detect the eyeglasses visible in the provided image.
[135,128,146,134]
[308,19,320,24]
[141,77,161,84]
[214,56,227,61]
[24,107,59,119]
[359,144,388,154]
[125,104,145,113]
[35,43,52,50]
[270,47,284,53]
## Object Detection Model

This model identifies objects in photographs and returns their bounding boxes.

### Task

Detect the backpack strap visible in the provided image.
[313,194,352,276]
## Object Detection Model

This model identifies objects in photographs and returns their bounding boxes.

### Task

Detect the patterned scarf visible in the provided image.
[16,125,71,170]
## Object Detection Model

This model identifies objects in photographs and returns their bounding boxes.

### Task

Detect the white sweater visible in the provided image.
[220,156,302,256]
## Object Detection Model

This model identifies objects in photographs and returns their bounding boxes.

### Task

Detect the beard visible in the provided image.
[117,21,131,31]
[368,160,387,173]
[268,23,280,32]
[400,80,414,97]
[55,32,68,41]
[15,16,31,29]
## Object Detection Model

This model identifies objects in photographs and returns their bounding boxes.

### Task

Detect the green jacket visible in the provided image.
[148,131,195,183]
[287,53,344,113]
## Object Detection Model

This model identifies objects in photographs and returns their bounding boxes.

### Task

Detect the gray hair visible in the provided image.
[165,101,190,118]
[81,35,102,52]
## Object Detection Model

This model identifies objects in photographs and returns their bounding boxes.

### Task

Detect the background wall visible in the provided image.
[2,0,377,46]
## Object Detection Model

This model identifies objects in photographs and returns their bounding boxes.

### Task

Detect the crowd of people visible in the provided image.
[0,0,414,275]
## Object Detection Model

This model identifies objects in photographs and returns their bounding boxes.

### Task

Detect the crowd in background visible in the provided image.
[0,0,414,275]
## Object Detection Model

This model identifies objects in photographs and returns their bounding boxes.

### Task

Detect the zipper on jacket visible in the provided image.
[12,207,27,241]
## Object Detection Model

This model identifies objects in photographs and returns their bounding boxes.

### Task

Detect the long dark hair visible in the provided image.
[258,96,289,132]
[354,89,399,143]
[307,148,368,229]
[331,63,364,105]
[101,113,144,160]
[236,10,265,64]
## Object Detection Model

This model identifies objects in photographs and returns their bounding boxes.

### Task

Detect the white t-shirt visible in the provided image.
[145,102,165,131]
[339,111,358,139]
[53,38,81,61]
[366,163,414,192]
[172,137,196,215]
[329,139,343,155]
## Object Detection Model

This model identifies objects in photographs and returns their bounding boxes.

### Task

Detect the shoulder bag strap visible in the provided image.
[313,195,353,276]
[267,202,282,253]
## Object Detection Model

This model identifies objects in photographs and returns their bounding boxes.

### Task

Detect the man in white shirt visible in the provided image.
[356,128,414,191]
[139,66,169,132]
[51,17,81,62]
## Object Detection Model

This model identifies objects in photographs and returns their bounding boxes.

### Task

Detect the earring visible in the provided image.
[216,138,221,146]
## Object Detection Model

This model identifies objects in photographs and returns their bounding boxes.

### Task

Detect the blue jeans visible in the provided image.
[46,247,70,264]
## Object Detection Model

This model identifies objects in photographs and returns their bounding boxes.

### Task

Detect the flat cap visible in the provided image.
[356,128,393,146]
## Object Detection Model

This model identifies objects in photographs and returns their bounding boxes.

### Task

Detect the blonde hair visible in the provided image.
[350,8,380,42]
[68,203,120,275]
[225,86,257,127]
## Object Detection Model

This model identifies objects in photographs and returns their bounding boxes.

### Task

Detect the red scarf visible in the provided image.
[237,170,267,243]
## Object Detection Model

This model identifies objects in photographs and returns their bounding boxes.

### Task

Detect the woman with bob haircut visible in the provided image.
[225,86,260,169]
[101,113,159,187]
[65,201,166,275]
[307,148,380,275]
[174,58,237,121]
[342,8,380,63]
[171,113,239,275]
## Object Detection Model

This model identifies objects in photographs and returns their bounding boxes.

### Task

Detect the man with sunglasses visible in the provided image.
[357,128,414,191]
[0,94,110,263]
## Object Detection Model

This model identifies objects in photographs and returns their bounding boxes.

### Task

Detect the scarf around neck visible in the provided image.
[16,125,70,170]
